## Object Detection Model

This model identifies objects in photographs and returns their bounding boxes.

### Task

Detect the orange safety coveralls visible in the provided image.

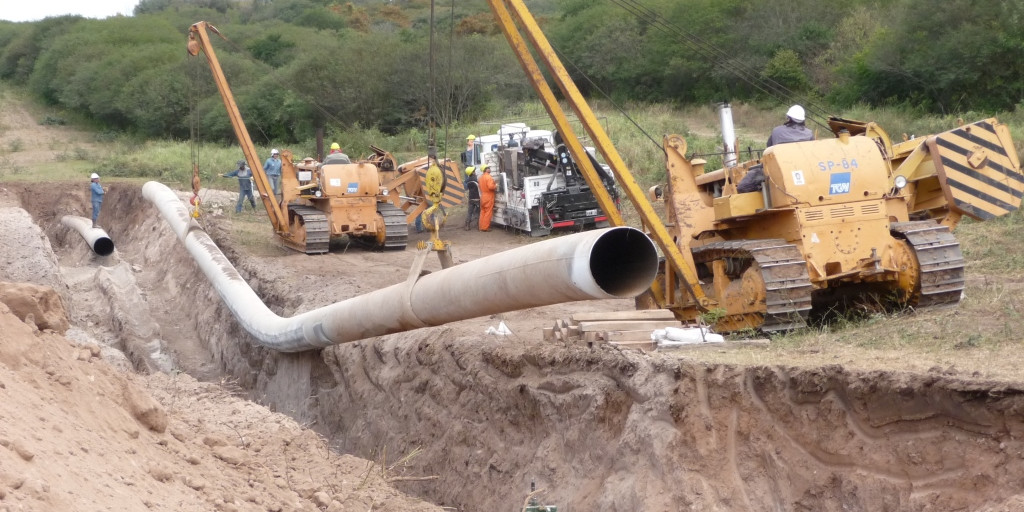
[478,170,497,231]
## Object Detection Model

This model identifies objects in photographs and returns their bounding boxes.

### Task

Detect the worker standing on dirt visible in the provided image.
[464,166,480,230]
[737,105,815,193]
[89,173,104,228]
[461,135,476,167]
[478,163,497,231]
[263,149,282,196]
[221,160,257,213]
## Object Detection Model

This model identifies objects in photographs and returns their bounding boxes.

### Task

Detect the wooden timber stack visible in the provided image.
[543,309,687,351]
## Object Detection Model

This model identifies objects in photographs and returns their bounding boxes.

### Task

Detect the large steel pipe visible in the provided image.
[61,215,115,256]
[143,181,658,352]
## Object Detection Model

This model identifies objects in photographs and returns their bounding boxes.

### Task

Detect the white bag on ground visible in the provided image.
[652,326,724,346]
[485,321,512,336]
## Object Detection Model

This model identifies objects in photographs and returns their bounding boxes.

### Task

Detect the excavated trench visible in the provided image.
[9,181,1024,511]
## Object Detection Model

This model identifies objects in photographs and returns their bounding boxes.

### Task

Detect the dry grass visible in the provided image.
[675,210,1024,383]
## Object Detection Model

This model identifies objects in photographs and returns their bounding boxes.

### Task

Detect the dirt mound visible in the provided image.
[0,299,440,512]
[0,281,69,333]
[0,182,443,511]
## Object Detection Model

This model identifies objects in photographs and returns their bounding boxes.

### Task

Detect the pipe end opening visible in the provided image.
[93,237,115,257]
[589,227,658,297]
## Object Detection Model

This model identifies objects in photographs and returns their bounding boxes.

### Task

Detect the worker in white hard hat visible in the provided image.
[767,105,814,147]
[89,173,105,228]
[737,105,815,193]
[263,148,282,196]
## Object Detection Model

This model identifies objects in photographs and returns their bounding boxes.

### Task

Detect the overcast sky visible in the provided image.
[1,1,140,22]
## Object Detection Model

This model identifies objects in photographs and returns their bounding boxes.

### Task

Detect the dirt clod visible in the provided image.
[122,379,168,433]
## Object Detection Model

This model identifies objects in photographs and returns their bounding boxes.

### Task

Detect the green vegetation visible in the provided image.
[0,0,1020,148]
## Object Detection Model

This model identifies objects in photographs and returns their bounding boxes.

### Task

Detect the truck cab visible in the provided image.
[469,123,615,236]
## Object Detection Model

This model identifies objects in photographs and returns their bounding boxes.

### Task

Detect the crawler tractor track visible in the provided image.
[693,240,814,333]
[377,202,408,251]
[287,205,330,254]
[891,221,965,308]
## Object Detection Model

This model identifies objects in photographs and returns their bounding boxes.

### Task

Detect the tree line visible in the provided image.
[0,0,1020,144]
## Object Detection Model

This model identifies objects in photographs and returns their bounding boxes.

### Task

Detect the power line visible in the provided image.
[605,0,832,129]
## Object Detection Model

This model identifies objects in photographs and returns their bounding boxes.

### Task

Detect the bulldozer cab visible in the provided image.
[761,135,890,208]
[318,162,380,197]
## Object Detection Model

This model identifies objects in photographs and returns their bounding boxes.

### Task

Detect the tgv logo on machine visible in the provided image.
[829,172,852,194]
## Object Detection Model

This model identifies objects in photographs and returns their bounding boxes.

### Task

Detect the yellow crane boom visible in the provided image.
[187,21,289,233]
[485,0,713,310]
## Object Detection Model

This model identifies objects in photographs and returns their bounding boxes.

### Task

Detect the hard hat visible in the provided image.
[330,142,340,150]
[90,173,99,179]
[786,105,806,123]
[466,134,476,141]
[481,163,490,171]
[465,166,475,176]
[237,160,246,167]
[271,148,279,155]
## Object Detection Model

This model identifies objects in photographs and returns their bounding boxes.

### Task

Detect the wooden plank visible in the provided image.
[609,341,657,352]
[603,330,657,343]
[570,309,677,323]
[566,326,581,339]
[578,320,681,332]
[657,339,771,350]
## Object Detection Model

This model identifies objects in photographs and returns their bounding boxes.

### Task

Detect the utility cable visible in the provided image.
[550,44,664,151]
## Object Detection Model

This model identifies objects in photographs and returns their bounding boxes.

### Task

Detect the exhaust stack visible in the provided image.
[142,181,658,352]
[718,102,738,167]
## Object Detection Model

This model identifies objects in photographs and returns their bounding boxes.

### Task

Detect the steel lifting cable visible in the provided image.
[186,56,207,218]
[550,44,665,151]
[605,0,831,128]
[443,0,455,164]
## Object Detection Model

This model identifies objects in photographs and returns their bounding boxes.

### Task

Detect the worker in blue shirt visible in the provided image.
[221,160,257,213]
[263,149,282,196]
[89,173,105,227]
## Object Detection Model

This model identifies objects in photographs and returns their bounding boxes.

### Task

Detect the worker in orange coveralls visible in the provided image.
[478,163,497,231]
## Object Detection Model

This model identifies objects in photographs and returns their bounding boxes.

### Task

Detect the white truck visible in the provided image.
[467,123,617,237]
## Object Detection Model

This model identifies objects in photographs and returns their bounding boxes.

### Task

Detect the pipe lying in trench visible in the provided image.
[143,181,659,352]
[61,215,115,256]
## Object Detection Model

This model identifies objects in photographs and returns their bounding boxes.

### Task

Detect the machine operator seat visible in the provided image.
[323,153,352,165]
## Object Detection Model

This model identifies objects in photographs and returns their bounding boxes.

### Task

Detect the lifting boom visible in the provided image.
[187,22,289,232]
[486,1,1023,332]
[486,0,713,310]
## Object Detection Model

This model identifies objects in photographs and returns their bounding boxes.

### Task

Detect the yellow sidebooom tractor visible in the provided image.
[485,0,1024,333]
[187,21,464,254]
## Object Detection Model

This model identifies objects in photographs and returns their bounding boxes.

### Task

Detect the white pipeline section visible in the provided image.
[143,181,658,352]
[61,215,115,256]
